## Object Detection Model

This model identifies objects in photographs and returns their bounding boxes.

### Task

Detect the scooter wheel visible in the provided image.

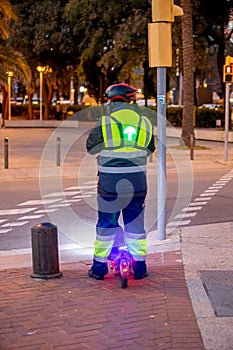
[121,278,128,289]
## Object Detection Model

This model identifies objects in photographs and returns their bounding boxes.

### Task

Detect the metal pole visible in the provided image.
[39,71,43,121]
[157,67,166,240]
[56,137,61,166]
[224,82,230,161]
[70,76,74,105]
[179,72,183,106]
[4,138,9,169]
[8,75,11,121]
[190,134,194,160]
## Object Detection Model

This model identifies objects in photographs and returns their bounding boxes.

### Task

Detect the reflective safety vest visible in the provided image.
[99,109,153,173]
[94,232,147,263]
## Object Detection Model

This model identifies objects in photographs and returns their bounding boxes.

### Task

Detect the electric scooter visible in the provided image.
[110,245,134,288]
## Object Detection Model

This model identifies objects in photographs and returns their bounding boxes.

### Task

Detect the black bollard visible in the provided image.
[30,222,62,279]
[190,134,195,161]
[56,137,61,166]
[4,138,9,169]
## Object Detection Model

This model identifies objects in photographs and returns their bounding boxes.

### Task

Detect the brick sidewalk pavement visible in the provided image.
[0,250,204,350]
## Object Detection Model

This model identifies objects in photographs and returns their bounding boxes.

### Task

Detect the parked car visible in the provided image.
[137,99,156,107]
[199,104,223,110]
[16,97,24,105]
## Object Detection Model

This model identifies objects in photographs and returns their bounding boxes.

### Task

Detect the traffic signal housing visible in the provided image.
[223,65,233,83]
[152,0,183,22]
[148,0,183,67]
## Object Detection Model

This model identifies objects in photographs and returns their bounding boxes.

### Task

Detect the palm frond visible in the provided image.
[0,45,32,86]
[0,0,18,39]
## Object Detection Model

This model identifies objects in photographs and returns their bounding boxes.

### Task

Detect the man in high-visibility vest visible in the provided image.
[86,83,155,280]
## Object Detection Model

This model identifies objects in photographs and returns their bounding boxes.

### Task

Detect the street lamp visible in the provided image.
[6,71,13,120]
[36,66,46,120]
[70,76,75,105]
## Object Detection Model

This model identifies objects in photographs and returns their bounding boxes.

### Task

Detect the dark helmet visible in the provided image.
[104,83,137,102]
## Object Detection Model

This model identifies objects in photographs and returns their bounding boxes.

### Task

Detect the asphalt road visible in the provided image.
[0,168,232,251]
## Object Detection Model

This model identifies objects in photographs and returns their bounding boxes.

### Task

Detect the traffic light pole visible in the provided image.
[224,82,230,161]
[223,56,233,161]
[148,0,183,240]
[157,67,166,240]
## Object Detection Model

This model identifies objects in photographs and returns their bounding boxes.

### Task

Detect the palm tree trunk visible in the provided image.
[27,92,33,120]
[1,86,8,120]
[180,0,195,146]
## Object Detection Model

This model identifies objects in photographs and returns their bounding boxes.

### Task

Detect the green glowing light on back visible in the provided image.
[123,125,137,141]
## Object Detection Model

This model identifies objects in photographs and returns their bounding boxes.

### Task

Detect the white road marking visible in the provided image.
[0,208,38,215]
[189,201,207,206]
[205,189,219,192]
[48,203,71,208]
[73,194,92,198]
[2,221,28,227]
[17,215,44,220]
[194,197,212,201]
[0,229,12,233]
[209,185,223,189]
[61,199,82,203]
[34,209,58,213]
[167,220,191,227]
[65,185,97,190]
[18,199,61,206]
[200,193,216,196]
[0,181,97,237]
[43,191,81,197]
[172,169,233,228]
[175,212,197,219]
[78,181,97,185]
[182,206,202,211]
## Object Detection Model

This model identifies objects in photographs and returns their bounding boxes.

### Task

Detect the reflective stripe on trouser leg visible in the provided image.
[125,232,147,261]
[94,234,115,263]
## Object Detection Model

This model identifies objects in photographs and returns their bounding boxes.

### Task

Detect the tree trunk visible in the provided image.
[1,86,8,120]
[27,92,34,120]
[180,0,195,147]
[43,76,53,120]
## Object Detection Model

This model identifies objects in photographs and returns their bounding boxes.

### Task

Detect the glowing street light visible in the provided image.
[36,66,46,120]
[6,71,13,120]
[70,76,75,105]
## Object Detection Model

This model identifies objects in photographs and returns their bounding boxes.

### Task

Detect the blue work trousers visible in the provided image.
[96,191,146,259]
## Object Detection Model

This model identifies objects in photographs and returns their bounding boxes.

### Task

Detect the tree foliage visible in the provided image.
[64,0,152,100]
[193,0,233,97]
[1,0,232,123]
[176,0,232,145]
[0,0,17,39]
[0,0,32,119]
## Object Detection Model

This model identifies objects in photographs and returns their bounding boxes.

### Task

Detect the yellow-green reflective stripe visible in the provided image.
[137,117,152,147]
[101,116,108,147]
[142,116,152,146]
[125,238,147,257]
[137,119,146,146]
[94,239,114,258]
[107,116,115,147]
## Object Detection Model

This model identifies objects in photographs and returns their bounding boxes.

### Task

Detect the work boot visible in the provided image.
[133,261,148,280]
[88,260,108,280]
